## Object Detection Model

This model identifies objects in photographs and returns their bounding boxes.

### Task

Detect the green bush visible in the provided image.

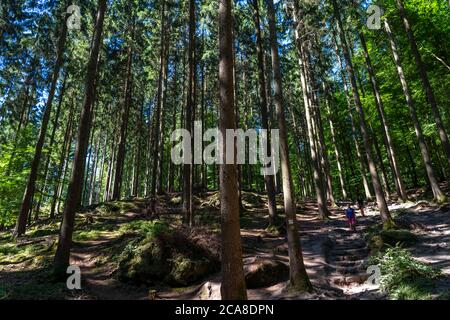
[369,246,442,299]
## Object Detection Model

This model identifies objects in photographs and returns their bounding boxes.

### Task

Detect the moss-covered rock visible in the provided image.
[117,221,219,287]
[168,254,213,286]
[379,229,417,246]
[244,257,289,289]
[118,239,170,283]
[265,223,286,237]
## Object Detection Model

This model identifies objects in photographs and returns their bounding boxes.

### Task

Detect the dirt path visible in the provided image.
[155,203,386,300]
[1,196,448,300]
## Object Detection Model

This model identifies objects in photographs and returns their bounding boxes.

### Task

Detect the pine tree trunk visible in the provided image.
[331,29,373,201]
[157,40,170,194]
[323,84,347,199]
[50,95,75,219]
[396,0,450,170]
[97,132,108,202]
[267,0,312,292]
[133,98,144,197]
[291,5,330,218]
[332,0,393,227]
[359,32,407,201]
[252,0,277,225]
[384,17,445,202]
[53,0,107,277]
[35,74,68,218]
[218,0,247,300]
[112,38,133,200]
[371,124,392,199]
[14,11,69,237]
[183,0,195,225]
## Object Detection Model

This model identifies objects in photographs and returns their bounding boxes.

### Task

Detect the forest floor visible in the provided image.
[0,184,449,300]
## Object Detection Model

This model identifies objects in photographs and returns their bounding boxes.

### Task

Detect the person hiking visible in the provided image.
[357,198,366,217]
[345,204,356,232]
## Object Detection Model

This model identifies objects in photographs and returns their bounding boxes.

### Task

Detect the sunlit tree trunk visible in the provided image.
[359,32,407,202]
[384,17,445,202]
[183,0,195,225]
[53,0,107,277]
[331,29,373,201]
[218,0,247,300]
[267,0,312,291]
[396,0,450,171]
[112,33,133,200]
[332,0,393,227]
[251,0,277,225]
[15,11,69,237]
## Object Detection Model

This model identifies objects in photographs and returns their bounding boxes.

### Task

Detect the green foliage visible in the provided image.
[369,246,442,299]
[119,220,171,239]
[0,127,35,228]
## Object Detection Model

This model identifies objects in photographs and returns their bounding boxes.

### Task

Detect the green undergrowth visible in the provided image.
[92,200,141,216]
[369,246,442,300]
[0,239,56,266]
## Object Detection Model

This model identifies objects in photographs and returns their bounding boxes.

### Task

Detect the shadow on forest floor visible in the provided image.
[0,182,449,300]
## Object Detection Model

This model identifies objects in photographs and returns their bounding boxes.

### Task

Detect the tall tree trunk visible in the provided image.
[396,0,450,170]
[157,41,170,194]
[291,4,330,218]
[133,98,144,197]
[14,11,69,237]
[183,0,195,225]
[371,124,392,199]
[50,94,75,219]
[53,0,107,277]
[251,0,277,225]
[307,57,335,207]
[168,55,180,193]
[332,0,393,227]
[200,32,207,190]
[150,1,167,214]
[359,32,407,202]
[96,131,108,203]
[218,0,247,300]
[323,84,347,199]
[35,74,68,218]
[112,34,133,200]
[384,17,445,202]
[267,0,312,292]
[331,29,373,201]
[88,134,101,205]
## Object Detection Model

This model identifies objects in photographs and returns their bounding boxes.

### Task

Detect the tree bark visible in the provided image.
[112,28,134,200]
[50,94,75,219]
[183,0,195,225]
[267,0,312,292]
[396,0,450,170]
[359,32,407,201]
[384,17,445,202]
[35,74,68,218]
[291,4,331,218]
[14,10,69,237]
[218,0,247,300]
[53,0,107,277]
[251,0,277,225]
[332,0,393,227]
[331,29,373,201]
